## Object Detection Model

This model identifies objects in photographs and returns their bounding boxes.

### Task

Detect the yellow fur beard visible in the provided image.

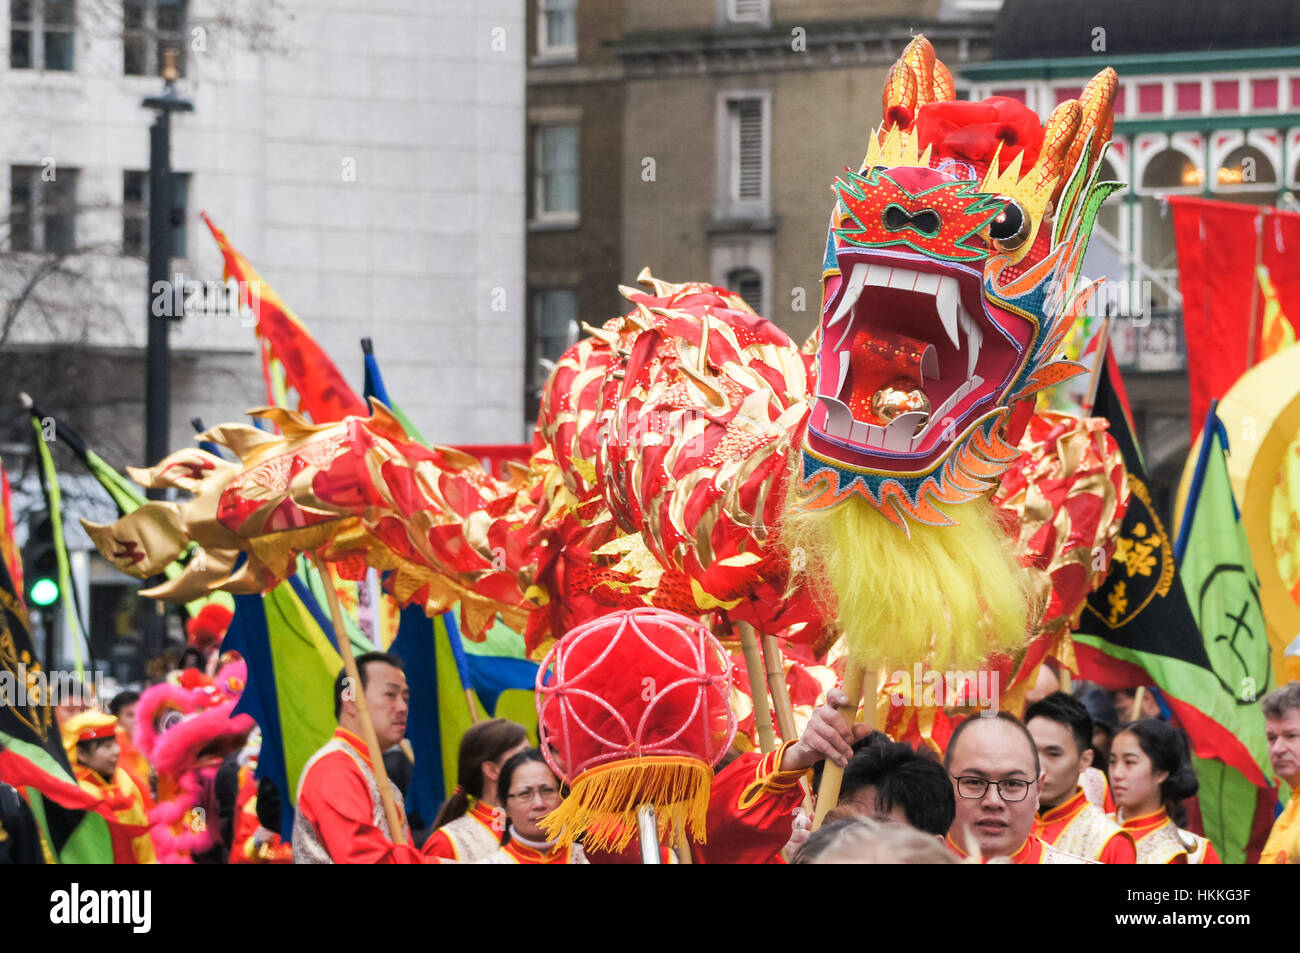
[781,492,1034,672]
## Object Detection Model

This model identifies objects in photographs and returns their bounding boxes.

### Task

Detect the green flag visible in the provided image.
[1172,405,1277,862]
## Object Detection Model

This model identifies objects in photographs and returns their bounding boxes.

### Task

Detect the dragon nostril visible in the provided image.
[913,210,941,233]
[883,205,912,230]
[882,204,942,237]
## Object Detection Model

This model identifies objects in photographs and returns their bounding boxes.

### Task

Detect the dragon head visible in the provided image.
[800,36,1121,530]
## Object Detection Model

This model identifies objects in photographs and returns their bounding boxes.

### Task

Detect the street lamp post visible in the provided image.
[140,50,193,670]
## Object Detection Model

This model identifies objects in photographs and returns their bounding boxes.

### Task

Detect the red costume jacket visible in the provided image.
[294,728,439,864]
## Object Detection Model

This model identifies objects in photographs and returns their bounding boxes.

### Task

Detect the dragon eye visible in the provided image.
[989,198,1029,250]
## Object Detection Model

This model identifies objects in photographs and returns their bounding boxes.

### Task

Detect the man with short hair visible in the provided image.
[293,651,434,863]
[837,741,955,838]
[1261,683,1300,864]
[1026,693,1134,863]
[943,711,1088,863]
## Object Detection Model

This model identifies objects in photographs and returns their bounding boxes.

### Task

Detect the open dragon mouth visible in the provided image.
[812,251,1029,467]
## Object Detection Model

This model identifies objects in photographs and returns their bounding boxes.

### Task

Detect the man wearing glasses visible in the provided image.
[943,712,1090,863]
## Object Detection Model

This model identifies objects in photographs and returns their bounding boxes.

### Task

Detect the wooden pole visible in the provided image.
[674,826,693,865]
[464,688,481,725]
[761,633,798,744]
[811,658,868,831]
[311,555,407,845]
[1129,686,1146,723]
[737,621,777,754]
[1059,667,1072,694]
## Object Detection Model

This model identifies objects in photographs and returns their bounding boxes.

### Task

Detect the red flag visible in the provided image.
[1172,197,1300,441]
[202,213,367,424]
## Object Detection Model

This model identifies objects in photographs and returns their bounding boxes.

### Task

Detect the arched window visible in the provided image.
[1213,145,1276,191]
[1140,148,1201,191]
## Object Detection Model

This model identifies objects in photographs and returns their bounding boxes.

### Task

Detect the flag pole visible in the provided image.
[310,554,407,844]
[761,633,798,743]
[1129,686,1145,723]
[811,658,869,831]
[736,621,777,753]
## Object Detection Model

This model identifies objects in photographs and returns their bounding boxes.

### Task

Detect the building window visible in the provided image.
[529,289,578,394]
[1137,83,1163,114]
[534,124,579,225]
[1174,82,1201,113]
[10,0,76,70]
[1054,86,1082,106]
[9,164,78,254]
[722,0,769,25]
[717,94,770,219]
[991,88,1026,104]
[1252,78,1279,110]
[123,169,190,257]
[1214,145,1276,191]
[1213,79,1239,112]
[537,0,576,58]
[124,0,187,77]
[726,267,763,312]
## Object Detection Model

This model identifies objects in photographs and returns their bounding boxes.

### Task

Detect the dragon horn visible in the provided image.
[932,59,955,102]
[1063,68,1118,186]
[1038,99,1082,198]
[901,35,937,105]
[881,59,919,131]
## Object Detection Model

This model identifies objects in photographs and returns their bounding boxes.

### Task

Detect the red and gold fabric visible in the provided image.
[946,831,1091,864]
[692,742,806,865]
[292,728,437,864]
[116,727,154,814]
[1260,788,1299,864]
[1114,807,1222,864]
[1035,787,1135,863]
[74,765,156,865]
[424,799,504,863]
[481,836,588,864]
[991,413,1129,716]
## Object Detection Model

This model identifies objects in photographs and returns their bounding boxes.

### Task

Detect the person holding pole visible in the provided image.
[293,651,434,864]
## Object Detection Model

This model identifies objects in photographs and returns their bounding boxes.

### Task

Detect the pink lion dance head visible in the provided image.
[135,660,256,863]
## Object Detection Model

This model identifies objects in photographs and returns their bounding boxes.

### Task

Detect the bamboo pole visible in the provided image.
[1129,686,1146,723]
[311,555,407,845]
[811,659,869,831]
[1059,667,1072,694]
[464,688,481,725]
[737,621,777,754]
[674,826,693,865]
[761,633,798,744]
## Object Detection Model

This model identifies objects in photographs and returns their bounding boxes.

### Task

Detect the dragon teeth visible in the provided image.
[828,263,869,328]
[935,276,961,350]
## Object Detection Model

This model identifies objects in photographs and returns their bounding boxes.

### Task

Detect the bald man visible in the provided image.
[943,712,1089,864]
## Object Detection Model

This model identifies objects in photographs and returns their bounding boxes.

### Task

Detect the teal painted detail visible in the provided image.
[959,48,1300,82]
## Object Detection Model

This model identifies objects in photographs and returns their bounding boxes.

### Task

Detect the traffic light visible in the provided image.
[23,515,59,608]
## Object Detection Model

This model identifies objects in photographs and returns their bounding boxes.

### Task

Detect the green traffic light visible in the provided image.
[29,578,59,607]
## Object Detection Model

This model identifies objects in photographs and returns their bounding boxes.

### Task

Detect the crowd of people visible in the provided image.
[4,643,1297,864]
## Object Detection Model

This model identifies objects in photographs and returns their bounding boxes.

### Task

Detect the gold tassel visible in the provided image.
[541,756,713,853]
